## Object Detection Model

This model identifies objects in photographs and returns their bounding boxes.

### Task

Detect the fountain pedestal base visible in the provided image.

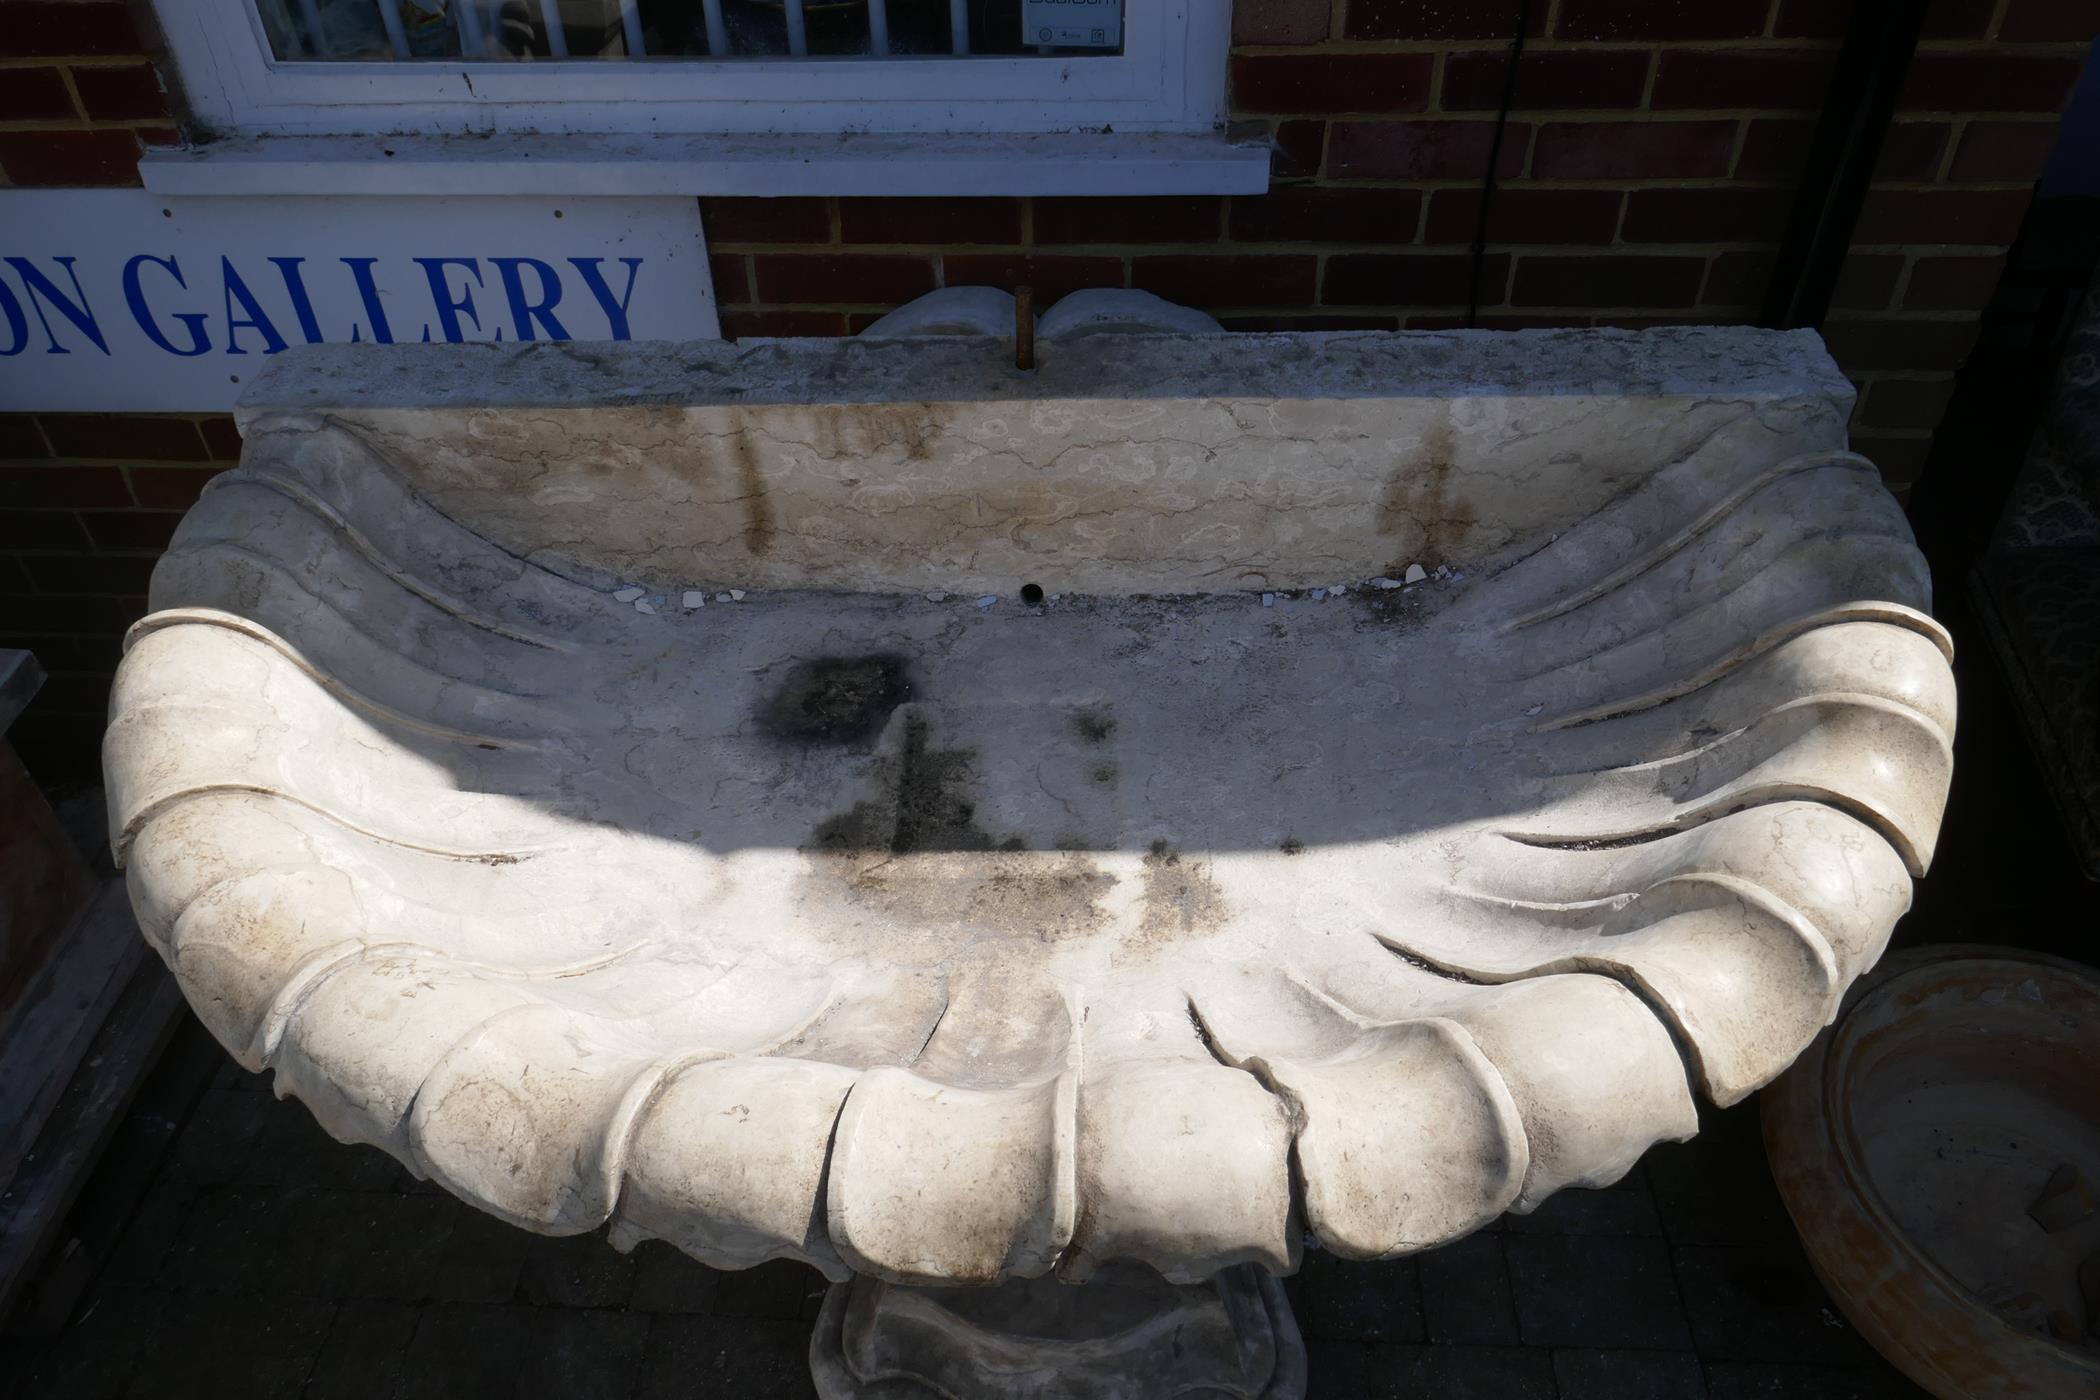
[809,1262,1305,1400]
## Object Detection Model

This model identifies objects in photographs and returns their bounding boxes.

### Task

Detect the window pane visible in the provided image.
[258,0,1125,60]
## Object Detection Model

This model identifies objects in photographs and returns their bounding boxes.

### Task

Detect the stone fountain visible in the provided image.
[103,295,1954,1398]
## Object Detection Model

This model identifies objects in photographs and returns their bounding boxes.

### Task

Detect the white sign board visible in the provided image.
[1021,0,1123,48]
[0,191,717,412]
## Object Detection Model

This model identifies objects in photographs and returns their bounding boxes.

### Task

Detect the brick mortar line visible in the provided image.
[1896,113,2066,123]
[8,502,186,512]
[1891,254,1921,310]
[716,173,2033,200]
[1823,308,1988,321]
[0,57,156,69]
[0,119,170,132]
[52,64,88,126]
[1313,177,1807,189]
[7,458,217,468]
[1424,105,1824,116]
[1846,240,2025,252]
[723,297,1471,310]
[728,239,1986,256]
[716,311,1982,334]
[1229,37,2088,57]
[1296,107,2073,119]
[723,301,1854,318]
[1817,179,2038,191]
[1897,104,2083,119]
[1232,41,1830,58]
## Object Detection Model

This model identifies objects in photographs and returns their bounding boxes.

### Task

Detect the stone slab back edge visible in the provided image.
[234,327,1856,596]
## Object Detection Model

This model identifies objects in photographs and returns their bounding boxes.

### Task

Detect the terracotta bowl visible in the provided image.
[1766,945,2100,1399]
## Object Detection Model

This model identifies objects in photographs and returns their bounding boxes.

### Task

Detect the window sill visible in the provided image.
[138,130,1271,198]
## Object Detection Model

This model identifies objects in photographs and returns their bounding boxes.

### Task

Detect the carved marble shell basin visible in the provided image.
[104,329,1954,1290]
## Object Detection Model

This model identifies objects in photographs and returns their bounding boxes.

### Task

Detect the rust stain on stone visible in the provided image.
[732,430,776,556]
[805,401,948,464]
[1378,415,1475,566]
[1135,839,1226,946]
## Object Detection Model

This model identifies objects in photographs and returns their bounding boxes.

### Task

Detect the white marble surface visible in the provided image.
[227,327,1855,596]
[107,326,1950,1293]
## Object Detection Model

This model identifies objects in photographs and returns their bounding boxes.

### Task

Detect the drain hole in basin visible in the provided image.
[1020,582,1045,606]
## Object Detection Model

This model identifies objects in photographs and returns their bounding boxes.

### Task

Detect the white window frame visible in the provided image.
[154,0,1231,137]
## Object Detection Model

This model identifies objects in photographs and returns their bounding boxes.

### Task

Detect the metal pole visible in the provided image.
[784,0,807,55]
[295,0,331,55]
[374,0,412,57]
[949,0,968,54]
[620,0,645,55]
[1761,0,1929,330]
[700,0,727,54]
[453,0,489,57]
[537,0,569,55]
[867,0,888,55]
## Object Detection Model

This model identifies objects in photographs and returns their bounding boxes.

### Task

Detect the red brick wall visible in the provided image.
[2,414,238,775]
[2,0,2096,779]
[1,0,239,777]
[0,0,178,184]
[709,0,2094,490]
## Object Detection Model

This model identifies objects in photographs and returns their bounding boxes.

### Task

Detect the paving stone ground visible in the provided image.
[2,1017,1932,1400]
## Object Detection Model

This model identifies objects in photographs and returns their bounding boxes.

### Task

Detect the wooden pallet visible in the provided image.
[0,649,193,1330]
[0,882,186,1327]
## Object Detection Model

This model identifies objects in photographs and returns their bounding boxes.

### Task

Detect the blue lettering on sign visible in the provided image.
[570,257,644,340]
[0,279,28,356]
[491,257,569,341]
[269,257,327,345]
[0,253,651,358]
[123,255,210,356]
[222,257,289,355]
[415,257,486,343]
[3,256,109,355]
[341,257,395,345]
